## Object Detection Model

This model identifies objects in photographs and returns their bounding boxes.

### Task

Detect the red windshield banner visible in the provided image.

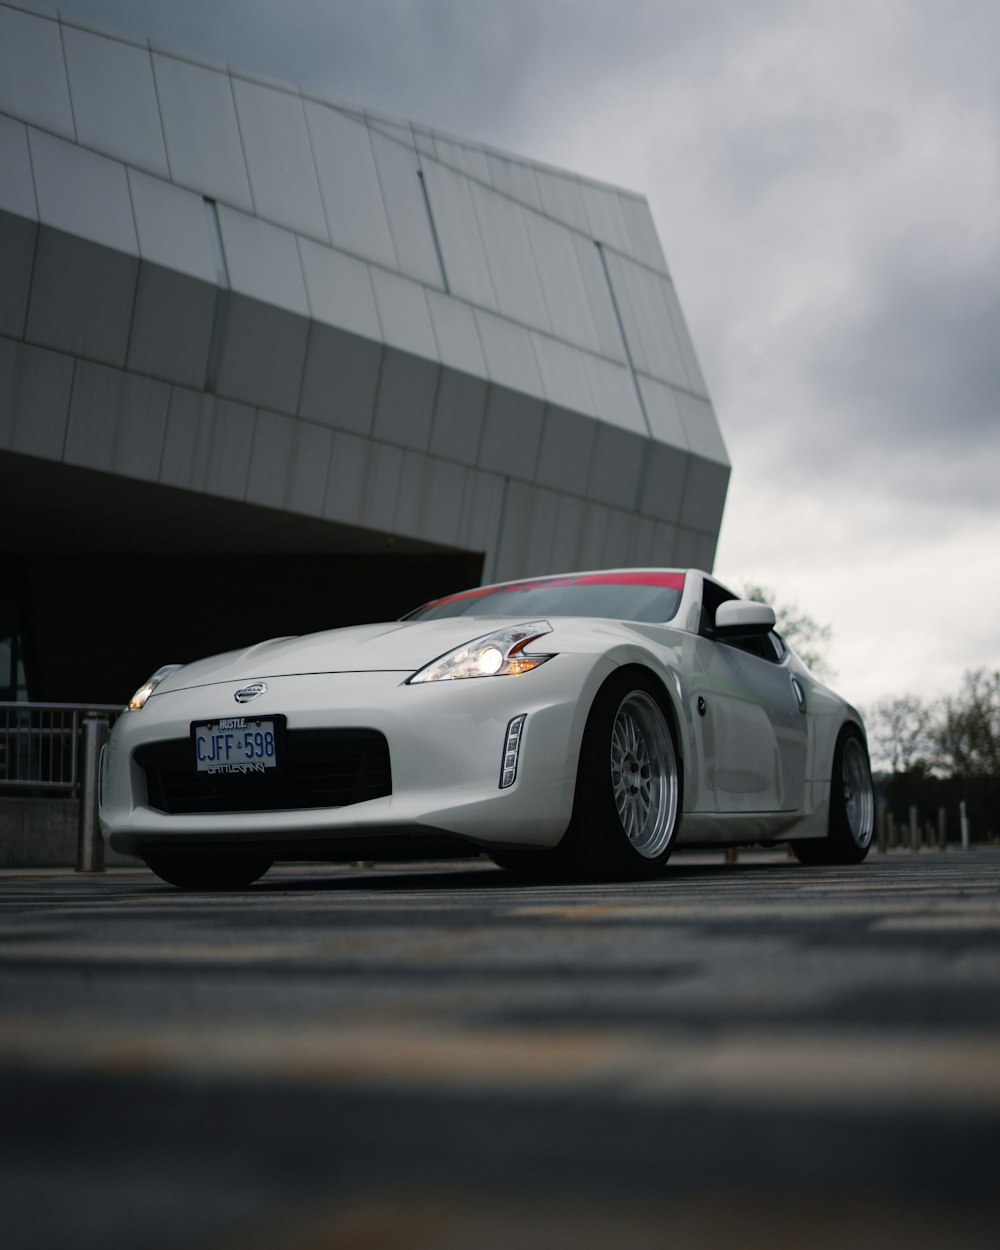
[422,570,686,612]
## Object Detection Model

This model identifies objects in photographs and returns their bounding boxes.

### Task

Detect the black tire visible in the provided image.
[792,725,874,866]
[553,668,682,882]
[142,851,273,890]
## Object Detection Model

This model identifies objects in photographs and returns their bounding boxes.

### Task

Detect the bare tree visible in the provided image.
[865,694,934,773]
[933,668,1000,777]
[739,581,833,678]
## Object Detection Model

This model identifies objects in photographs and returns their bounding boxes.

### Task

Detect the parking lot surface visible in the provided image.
[2,848,999,1249]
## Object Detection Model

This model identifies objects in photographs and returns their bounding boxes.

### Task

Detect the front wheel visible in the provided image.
[555,670,681,881]
[142,851,273,890]
[792,726,874,866]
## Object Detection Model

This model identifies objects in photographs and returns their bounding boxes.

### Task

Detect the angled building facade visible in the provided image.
[0,0,729,702]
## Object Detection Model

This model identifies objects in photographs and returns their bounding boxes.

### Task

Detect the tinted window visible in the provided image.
[407,572,685,624]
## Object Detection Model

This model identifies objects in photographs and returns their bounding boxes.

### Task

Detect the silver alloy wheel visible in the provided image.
[842,735,874,848]
[609,690,678,859]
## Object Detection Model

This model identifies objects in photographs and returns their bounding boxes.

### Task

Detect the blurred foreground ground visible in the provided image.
[1,847,998,1249]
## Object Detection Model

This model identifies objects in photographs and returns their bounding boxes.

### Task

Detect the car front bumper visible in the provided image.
[100,655,613,859]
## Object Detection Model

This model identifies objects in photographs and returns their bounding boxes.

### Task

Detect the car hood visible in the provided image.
[150,617,549,694]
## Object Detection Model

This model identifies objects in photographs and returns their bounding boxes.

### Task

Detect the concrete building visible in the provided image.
[0,0,729,704]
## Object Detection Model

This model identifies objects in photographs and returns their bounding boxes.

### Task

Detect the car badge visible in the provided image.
[234,681,267,703]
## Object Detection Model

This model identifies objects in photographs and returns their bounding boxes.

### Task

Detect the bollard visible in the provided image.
[887,812,896,850]
[877,806,887,854]
[938,807,947,852]
[960,800,969,850]
[724,847,738,865]
[909,805,919,853]
[77,716,109,873]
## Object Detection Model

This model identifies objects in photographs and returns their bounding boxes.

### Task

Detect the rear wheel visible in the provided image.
[555,670,681,881]
[792,726,874,866]
[142,851,273,890]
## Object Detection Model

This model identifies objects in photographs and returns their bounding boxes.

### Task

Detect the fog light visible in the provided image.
[499,714,526,789]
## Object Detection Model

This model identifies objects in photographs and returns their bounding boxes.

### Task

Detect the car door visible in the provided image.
[690,580,807,813]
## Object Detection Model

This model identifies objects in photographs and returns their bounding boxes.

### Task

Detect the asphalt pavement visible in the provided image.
[1,847,999,1249]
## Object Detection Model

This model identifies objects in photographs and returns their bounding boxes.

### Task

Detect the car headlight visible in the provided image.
[128,664,184,710]
[408,621,554,684]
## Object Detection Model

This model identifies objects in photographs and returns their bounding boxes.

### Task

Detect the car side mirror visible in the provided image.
[713,600,776,638]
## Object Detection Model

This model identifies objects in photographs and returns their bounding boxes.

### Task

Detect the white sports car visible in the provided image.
[100,568,875,889]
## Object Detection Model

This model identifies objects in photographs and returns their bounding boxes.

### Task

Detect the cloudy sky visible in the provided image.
[55,0,1000,708]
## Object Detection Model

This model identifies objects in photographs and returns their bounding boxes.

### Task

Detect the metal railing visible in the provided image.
[0,702,121,792]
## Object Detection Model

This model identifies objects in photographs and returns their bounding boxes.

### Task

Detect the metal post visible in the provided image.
[77,716,109,873]
[909,805,919,853]
[960,800,970,850]
[938,807,947,852]
[877,806,887,854]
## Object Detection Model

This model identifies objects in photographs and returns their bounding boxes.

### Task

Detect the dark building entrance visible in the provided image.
[2,453,483,705]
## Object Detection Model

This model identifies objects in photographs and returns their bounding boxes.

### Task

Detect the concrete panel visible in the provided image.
[303,102,396,270]
[486,154,543,212]
[368,131,442,287]
[0,4,74,138]
[534,405,596,496]
[214,294,309,414]
[584,354,647,436]
[159,388,255,501]
[524,211,600,355]
[637,375,688,450]
[232,77,327,242]
[432,136,490,181]
[672,525,705,569]
[297,239,380,340]
[428,367,487,468]
[152,52,253,211]
[572,234,627,363]
[477,385,544,481]
[127,262,216,389]
[371,349,439,452]
[619,196,668,273]
[394,451,465,546]
[629,515,659,567]
[599,505,637,568]
[0,114,37,219]
[245,409,332,517]
[412,127,436,159]
[678,454,730,534]
[420,161,497,310]
[603,251,686,387]
[63,361,169,482]
[425,291,487,376]
[579,182,631,253]
[370,269,437,360]
[549,493,586,571]
[639,440,689,524]
[471,182,549,331]
[531,335,595,416]
[216,207,308,315]
[586,422,646,511]
[473,310,543,397]
[28,128,136,254]
[323,430,367,524]
[491,480,559,581]
[0,337,74,461]
[62,24,168,177]
[366,113,413,148]
[461,467,505,569]
[535,170,589,233]
[574,500,614,572]
[127,169,219,284]
[359,439,404,532]
[298,321,381,435]
[676,392,729,466]
[661,277,710,396]
[0,210,36,339]
[26,228,137,366]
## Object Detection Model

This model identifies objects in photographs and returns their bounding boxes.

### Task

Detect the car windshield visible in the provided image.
[406,571,685,623]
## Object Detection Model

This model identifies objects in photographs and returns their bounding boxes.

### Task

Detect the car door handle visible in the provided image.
[791,676,807,714]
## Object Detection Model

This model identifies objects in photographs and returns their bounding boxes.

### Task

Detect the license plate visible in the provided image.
[194,718,277,774]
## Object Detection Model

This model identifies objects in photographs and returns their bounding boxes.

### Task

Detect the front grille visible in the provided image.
[135,728,391,815]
